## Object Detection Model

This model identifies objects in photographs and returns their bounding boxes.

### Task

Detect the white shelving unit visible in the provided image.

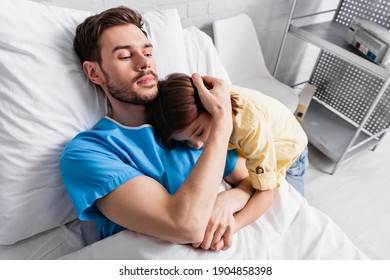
[276,0,390,174]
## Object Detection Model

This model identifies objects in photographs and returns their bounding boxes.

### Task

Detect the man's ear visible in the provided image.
[83,61,104,85]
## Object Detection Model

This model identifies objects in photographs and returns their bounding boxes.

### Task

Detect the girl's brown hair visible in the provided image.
[148,73,240,147]
[74,6,146,65]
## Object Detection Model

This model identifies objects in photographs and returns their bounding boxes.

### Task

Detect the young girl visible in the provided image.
[149,73,308,196]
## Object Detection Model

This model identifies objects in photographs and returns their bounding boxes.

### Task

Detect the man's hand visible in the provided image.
[192,175,255,251]
[191,73,232,119]
[191,189,237,251]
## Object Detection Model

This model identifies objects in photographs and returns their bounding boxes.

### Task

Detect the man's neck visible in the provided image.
[110,102,148,127]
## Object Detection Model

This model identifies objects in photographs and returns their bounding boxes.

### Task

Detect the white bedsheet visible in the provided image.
[60,181,368,260]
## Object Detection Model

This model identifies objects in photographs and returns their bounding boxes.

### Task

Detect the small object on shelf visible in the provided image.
[345,18,390,68]
[294,83,316,123]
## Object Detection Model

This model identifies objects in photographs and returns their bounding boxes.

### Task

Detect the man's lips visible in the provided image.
[137,74,156,86]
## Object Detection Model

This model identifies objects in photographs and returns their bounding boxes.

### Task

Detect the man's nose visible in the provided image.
[135,52,151,70]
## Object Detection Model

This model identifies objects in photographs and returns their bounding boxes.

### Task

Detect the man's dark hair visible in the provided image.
[74,6,146,65]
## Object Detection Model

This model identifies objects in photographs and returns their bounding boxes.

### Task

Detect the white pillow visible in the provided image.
[144,9,190,78]
[183,26,231,83]
[0,0,189,245]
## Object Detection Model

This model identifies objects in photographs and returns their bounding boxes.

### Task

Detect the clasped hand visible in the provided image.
[192,190,236,251]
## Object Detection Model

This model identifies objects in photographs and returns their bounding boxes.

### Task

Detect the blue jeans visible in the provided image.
[286,146,309,196]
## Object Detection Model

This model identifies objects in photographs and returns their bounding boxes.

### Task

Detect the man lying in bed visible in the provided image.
[60,6,274,252]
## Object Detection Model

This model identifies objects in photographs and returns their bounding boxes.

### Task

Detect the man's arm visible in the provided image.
[96,74,233,244]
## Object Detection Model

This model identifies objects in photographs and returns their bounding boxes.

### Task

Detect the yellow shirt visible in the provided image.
[228,85,308,191]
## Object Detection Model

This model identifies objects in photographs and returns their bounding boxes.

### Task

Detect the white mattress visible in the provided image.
[59,181,368,260]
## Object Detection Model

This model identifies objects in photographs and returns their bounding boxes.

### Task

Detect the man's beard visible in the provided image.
[102,68,158,105]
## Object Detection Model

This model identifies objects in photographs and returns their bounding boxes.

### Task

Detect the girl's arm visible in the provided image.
[233,189,274,234]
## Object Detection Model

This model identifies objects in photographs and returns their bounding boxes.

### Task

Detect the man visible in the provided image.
[60,6,251,251]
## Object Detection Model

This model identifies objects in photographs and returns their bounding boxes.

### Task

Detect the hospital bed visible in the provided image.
[0,0,367,260]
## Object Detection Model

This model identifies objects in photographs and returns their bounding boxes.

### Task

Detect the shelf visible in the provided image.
[301,99,380,162]
[289,21,390,79]
[277,0,390,174]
